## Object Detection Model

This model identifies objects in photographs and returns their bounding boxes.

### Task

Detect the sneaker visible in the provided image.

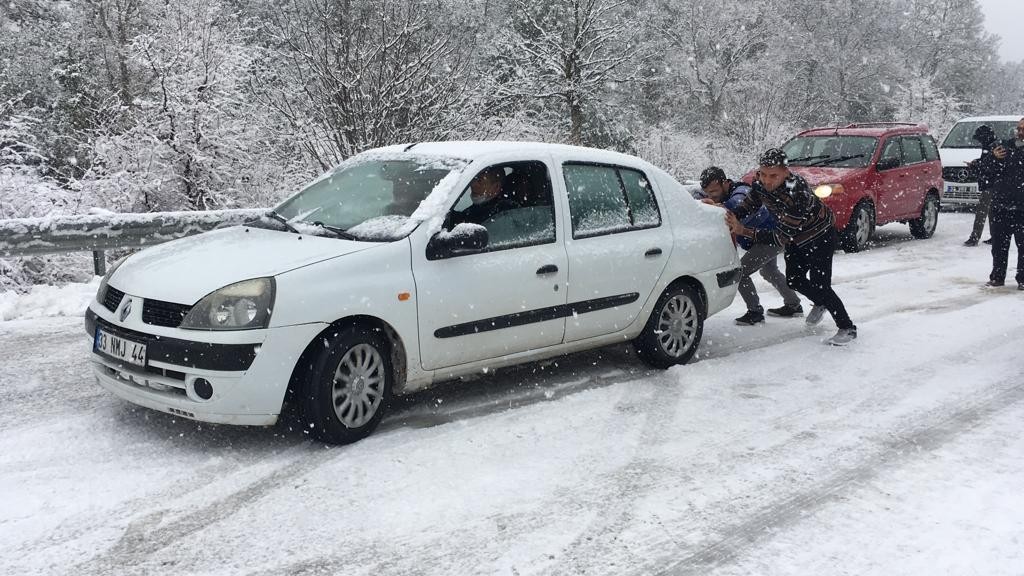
[1018,283,1024,291]
[805,305,826,326]
[735,310,765,325]
[983,238,993,245]
[826,327,857,346]
[986,280,1005,287]
[767,304,804,317]
[963,239,979,246]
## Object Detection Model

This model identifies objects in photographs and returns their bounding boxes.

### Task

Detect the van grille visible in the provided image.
[943,166,975,183]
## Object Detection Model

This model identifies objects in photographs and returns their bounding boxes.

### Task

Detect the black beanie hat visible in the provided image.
[759,148,789,167]
[972,125,995,145]
[699,166,727,188]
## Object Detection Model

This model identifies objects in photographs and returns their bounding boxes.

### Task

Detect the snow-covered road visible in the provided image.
[2,212,1023,575]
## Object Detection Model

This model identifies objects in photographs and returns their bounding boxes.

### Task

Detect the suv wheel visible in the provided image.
[634,284,704,369]
[909,193,939,239]
[302,325,393,444]
[840,202,874,253]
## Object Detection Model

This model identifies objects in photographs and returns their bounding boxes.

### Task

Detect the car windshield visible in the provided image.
[940,121,1018,148]
[273,154,467,241]
[783,136,878,168]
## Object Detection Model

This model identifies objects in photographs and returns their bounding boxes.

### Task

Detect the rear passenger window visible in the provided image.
[619,169,661,227]
[901,136,925,164]
[563,163,661,238]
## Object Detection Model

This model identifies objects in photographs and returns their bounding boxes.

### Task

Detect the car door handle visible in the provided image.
[536,264,559,275]
[645,248,663,257]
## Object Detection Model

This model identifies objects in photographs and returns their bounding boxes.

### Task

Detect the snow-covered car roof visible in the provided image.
[366,141,654,168]
[953,115,1023,122]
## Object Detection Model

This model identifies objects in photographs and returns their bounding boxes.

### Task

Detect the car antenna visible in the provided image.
[403,142,419,152]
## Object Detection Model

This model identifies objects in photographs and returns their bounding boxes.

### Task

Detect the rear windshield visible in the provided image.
[941,121,1019,148]
[782,136,878,168]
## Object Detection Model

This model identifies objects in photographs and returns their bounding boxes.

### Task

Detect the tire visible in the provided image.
[840,201,874,253]
[633,283,705,369]
[909,193,939,239]
[301,325,393,445]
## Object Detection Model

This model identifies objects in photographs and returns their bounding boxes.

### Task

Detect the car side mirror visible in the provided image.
[426,223,489,260]
[877,157,899,171]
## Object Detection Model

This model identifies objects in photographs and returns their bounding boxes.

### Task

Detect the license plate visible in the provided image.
[94,328,147,366]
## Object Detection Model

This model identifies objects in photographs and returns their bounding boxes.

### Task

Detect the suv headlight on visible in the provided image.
[181,278,276,331]
[814,184,844,199]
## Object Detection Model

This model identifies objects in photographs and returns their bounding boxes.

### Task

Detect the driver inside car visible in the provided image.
[451,167,519,226]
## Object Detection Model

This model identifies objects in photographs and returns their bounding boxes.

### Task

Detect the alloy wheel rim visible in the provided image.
[856,209,872,247]
[924,199,938,233]
[655,294,698,357]
[332,343,385,428]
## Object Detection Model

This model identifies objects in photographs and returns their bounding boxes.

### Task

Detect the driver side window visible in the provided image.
[445,161,556,251]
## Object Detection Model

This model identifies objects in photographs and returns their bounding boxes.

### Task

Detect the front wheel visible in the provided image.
[909,193,939,239]
[301,325,394,445]
[840,202,874,253]
[633,284,705,369]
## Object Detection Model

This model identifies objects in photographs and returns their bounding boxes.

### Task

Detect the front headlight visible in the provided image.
[180,278,276,331]
[813,183,844,199]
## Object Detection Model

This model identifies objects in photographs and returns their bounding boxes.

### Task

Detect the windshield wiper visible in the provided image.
[310,221,359,241]
[266,210,301,234]
[788,154,831,164]
[809,153,866,166]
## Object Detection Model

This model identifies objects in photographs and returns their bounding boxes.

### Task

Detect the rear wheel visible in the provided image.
[909,193,939,239]
[634,284,705,369]
[301,325,393,445]
[840,201,874,253]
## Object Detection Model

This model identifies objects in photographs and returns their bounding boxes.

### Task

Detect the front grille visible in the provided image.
[143,299,192,328]
[944,186,981,201]
[103,286,125,312]
[943,166,975,183]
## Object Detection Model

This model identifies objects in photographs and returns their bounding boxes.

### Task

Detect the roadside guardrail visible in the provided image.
[0,209,265,275]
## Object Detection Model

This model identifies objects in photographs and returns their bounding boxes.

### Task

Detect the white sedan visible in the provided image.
[85,142,740,444]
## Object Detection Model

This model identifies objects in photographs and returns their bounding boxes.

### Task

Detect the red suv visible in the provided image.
[745,123,943,252]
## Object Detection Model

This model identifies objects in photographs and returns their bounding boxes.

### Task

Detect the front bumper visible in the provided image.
[85,306,324,426]
[942,181,980,205]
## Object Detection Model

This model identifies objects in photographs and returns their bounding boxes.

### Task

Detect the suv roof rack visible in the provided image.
[842,122,921,129]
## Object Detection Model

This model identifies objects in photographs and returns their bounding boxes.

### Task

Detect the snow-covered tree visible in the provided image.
[249,0,482,168]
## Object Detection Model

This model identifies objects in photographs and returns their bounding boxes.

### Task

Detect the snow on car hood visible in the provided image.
[939,148,981,168]
[109,226,376,304]
[788,166,863,185]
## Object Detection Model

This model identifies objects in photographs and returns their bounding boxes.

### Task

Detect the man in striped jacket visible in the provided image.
[725,148,857,346]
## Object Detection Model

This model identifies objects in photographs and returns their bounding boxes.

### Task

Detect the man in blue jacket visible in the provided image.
[699,166,802,325]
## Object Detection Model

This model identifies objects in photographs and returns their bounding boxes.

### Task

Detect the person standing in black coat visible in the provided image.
[982,117,1024,289]
[964,125,998,246]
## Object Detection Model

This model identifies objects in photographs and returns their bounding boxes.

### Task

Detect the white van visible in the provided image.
[939,115,1021,207]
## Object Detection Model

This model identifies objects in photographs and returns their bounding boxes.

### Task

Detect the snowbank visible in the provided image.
[0,278,98,321]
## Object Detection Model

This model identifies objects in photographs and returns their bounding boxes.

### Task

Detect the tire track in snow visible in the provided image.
[547,322,1024,576]
[71,445,326,576]
[656,372,1024,575]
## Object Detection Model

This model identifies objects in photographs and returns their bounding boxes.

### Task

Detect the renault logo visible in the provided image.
[119,298,133,322]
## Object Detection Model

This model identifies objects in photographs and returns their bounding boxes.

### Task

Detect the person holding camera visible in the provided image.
[982,118,1024,289]
[964,125,998,246]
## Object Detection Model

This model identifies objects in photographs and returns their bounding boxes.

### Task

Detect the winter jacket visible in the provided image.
[986,139,1024,212]
[731,173,835,247]
[720,182,775,250]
